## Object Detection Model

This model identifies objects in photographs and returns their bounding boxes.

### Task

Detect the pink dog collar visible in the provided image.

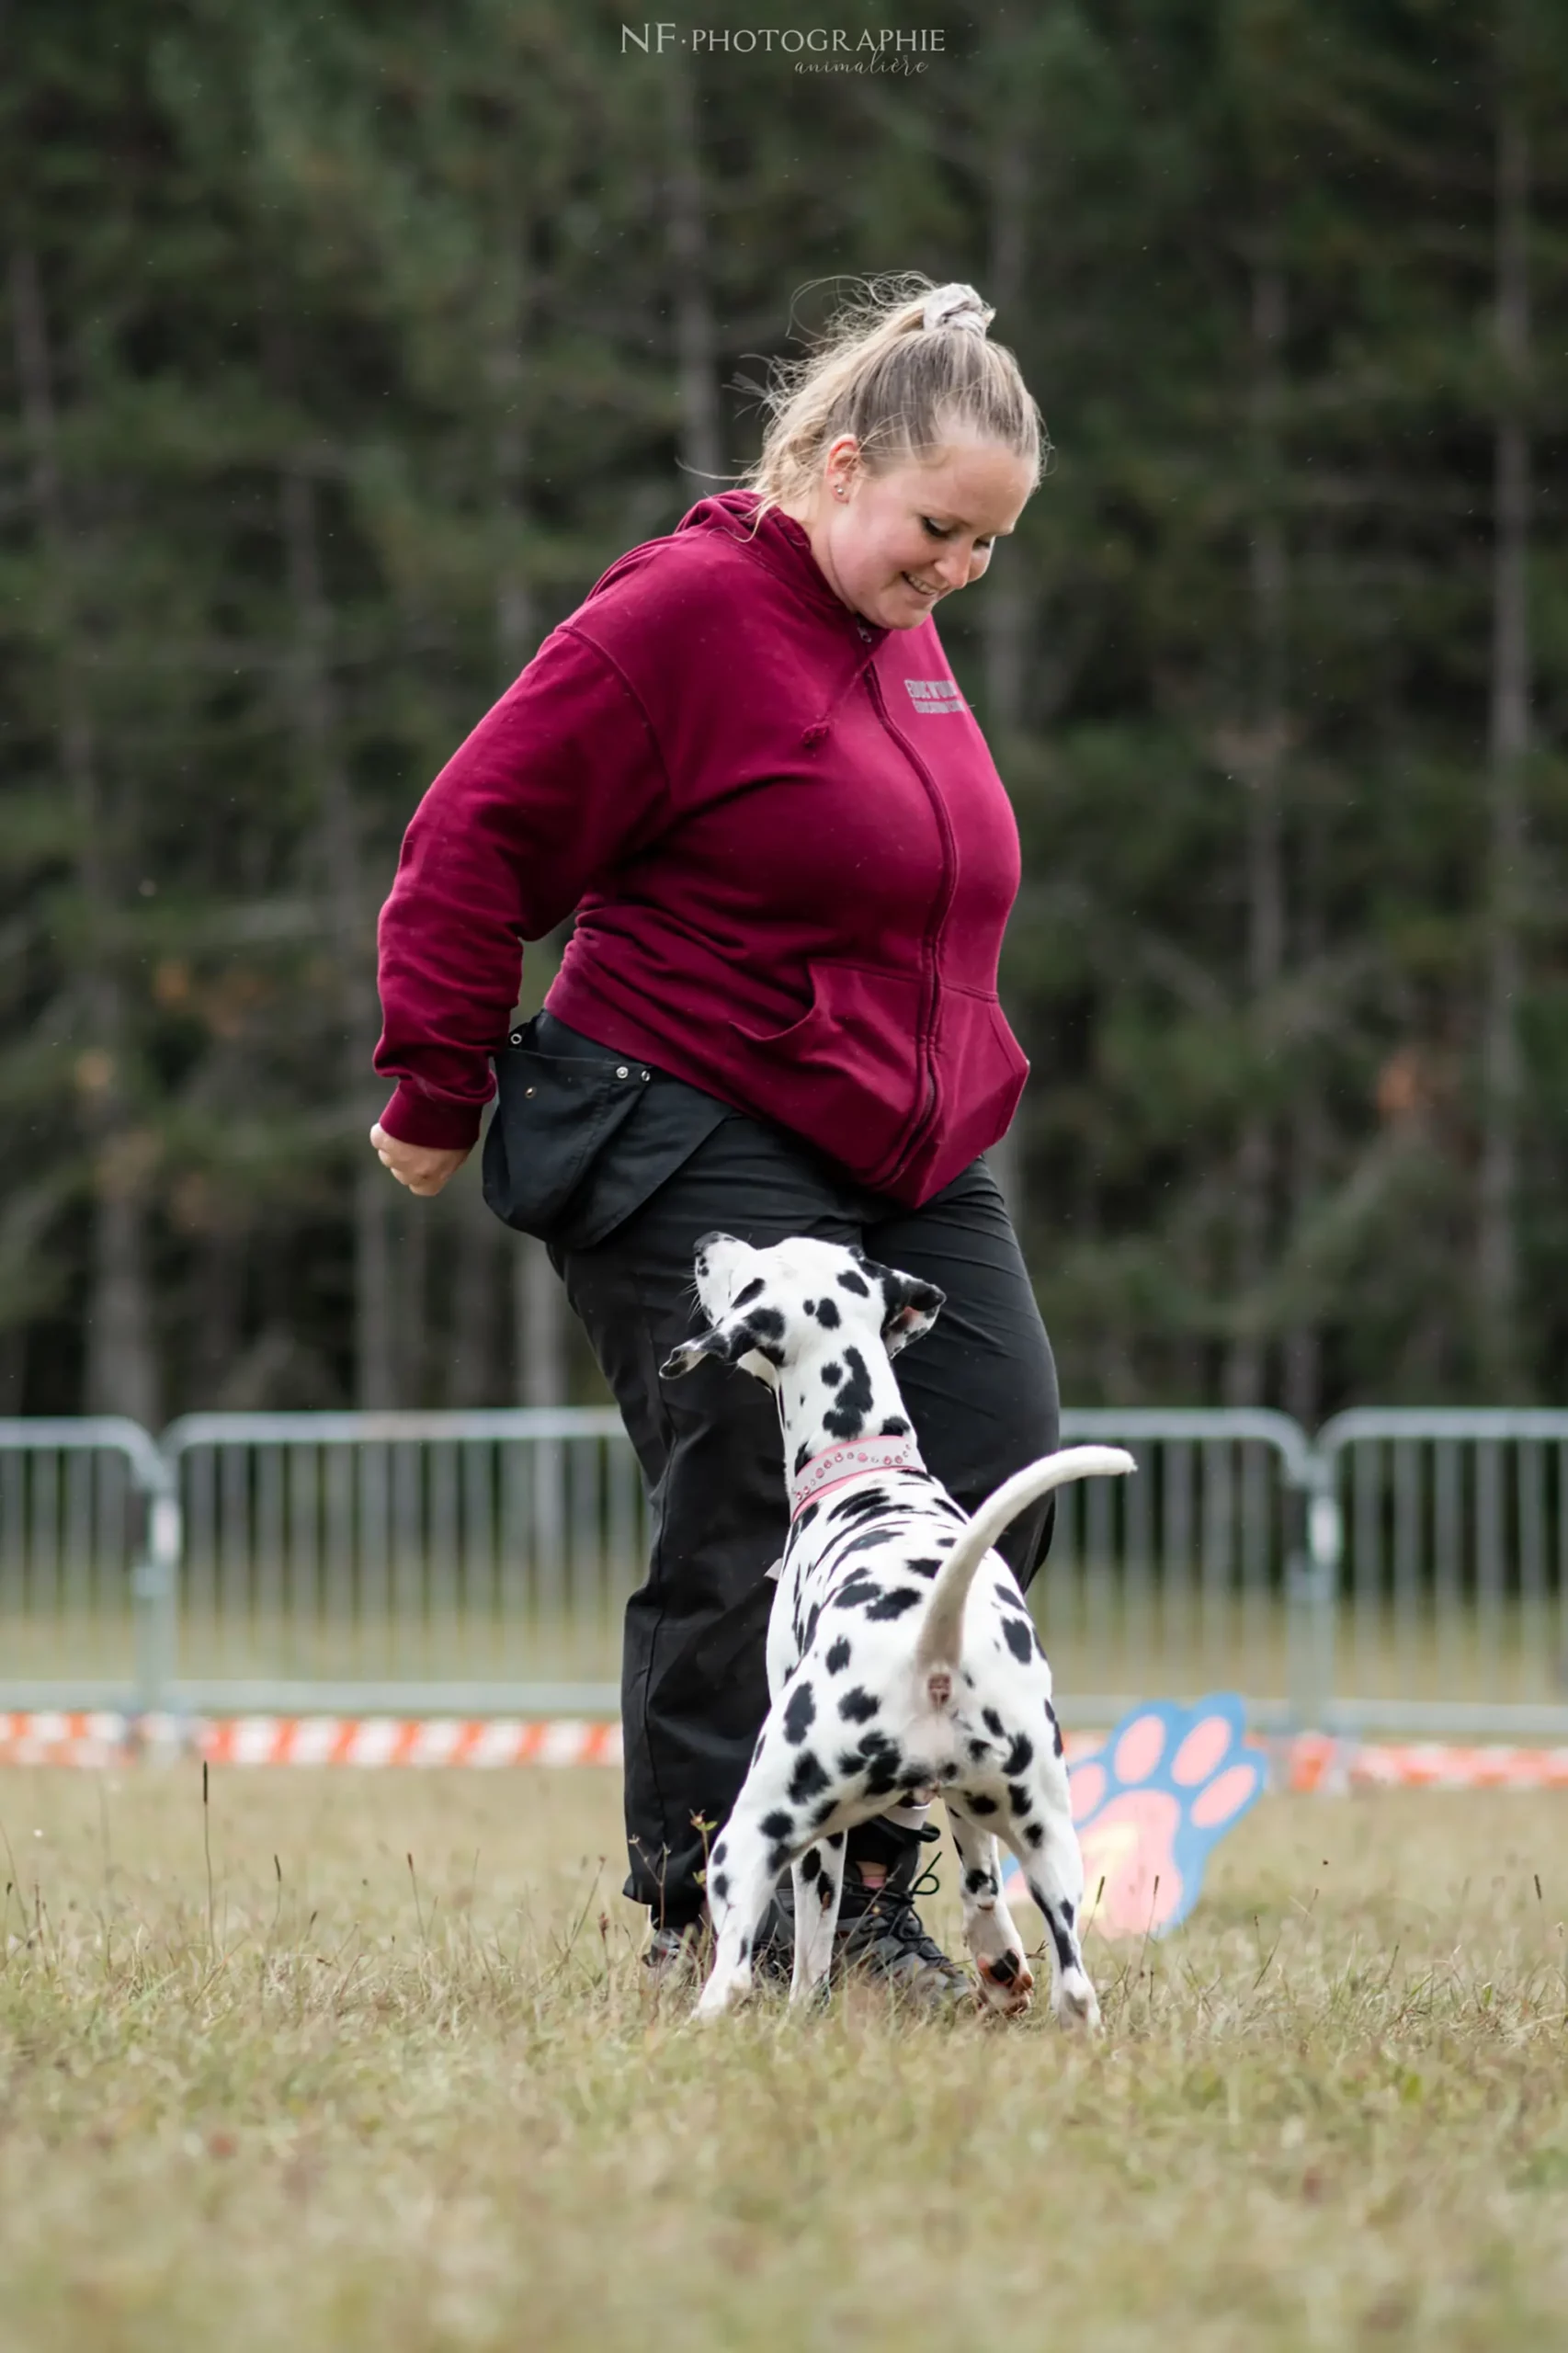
[790,1434,924,1520]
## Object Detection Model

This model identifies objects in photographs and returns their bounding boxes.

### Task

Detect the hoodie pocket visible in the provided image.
[727,960,925,1180]
[927,987,1028,1171]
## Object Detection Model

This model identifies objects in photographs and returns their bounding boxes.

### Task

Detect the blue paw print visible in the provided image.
[1005,1693,1266,1938]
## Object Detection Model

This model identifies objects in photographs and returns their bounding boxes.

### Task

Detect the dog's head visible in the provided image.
[659,1233,944,1389]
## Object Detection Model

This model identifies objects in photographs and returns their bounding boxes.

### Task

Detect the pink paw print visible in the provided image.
[1007,1695,1266,1939]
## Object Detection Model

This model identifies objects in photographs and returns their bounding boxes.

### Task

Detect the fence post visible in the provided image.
[132,1456,181,1720]
[1286,1447,1340,1732]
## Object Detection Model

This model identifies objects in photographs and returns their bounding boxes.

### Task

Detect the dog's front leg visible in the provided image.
[788,1829,846,2006]
[947,1803,1033,2015]
[694,1809,786,2022]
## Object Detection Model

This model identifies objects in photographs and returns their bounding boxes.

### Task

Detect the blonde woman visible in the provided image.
[372,277,1058,2003]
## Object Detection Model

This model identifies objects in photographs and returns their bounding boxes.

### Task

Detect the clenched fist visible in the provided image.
[369,1123,471,1198]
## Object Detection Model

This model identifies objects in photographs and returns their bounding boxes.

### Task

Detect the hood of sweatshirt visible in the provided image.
[673,490,888,747]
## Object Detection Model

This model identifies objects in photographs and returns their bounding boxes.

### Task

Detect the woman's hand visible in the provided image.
[369,1123,472,1198]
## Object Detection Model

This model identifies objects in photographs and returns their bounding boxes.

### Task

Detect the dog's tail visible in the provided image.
[913,1447,1136,1703]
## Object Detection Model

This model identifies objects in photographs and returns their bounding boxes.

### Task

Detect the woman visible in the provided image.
[371,276,1059,2004]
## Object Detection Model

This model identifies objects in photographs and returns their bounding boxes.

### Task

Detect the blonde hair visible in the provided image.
[746,274,1046,512]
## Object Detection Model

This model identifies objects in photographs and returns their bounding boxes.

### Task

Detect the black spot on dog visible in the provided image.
[799,1846,821,1882]
[838,1687,880,1723]
[822,1346,873,1439]
[743,1306,785,1341]
[964,1867,993,1896]
[793,1441,812,1476]
[880,1415,910,1437]
[834,1529,898,1565]
[788,1749,830,1804]
[801,1603,822,1651]
[795,1501,820,1533]
[968,1793,999,1815]
[983,1708,1006,1738]
[1062,1898,1075,1926]
[821,1361,842,1388]
[1007,1782,1033,1815]
[836,1269,869,1297]
[1004,1732,1035,1778]
[864,1586,921,1621]
[760,1809,793,1841]
[1045,1700,1063,1756]
[824,1636,851,1674]
[854,1729,897,1765]
[988,1950,1020,1984]
[827,1489,892,1526]
[826,1831,846,1849]
[832,1574,881,1613]
[1040,1905,1076,1975]
[903,1556,941,1580]
[711,1870,730,1900]
[967,1738,991,1763]
[810,1796,839,1829]
[783,1682,816,1745]
[1002,1615,1034,1666]
[732,1278,765,1308]
[1024,1820,1045,1849]
[738,1933,752,1961]
[814,1296,841,1329]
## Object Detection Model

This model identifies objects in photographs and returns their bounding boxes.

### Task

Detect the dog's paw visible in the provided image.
[1052,1968,1101,2032]
[1067,1695,1265,1939]
[975,1947,1034,2017]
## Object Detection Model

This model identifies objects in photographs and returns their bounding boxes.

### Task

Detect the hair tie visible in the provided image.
[921,283,993,336]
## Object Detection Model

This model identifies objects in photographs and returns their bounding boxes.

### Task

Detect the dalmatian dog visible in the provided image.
[660,1231,1134,2026]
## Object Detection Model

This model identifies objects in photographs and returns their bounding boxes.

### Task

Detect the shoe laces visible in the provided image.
[849,1860,950,1971]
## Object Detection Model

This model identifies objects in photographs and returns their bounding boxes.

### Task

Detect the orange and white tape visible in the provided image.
[1284,1733,1568,1793]
[0,1712,621,1769]
[1,1714,1565,1788]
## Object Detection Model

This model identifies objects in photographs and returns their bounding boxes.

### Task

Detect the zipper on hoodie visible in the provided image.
[861,662,957,1187]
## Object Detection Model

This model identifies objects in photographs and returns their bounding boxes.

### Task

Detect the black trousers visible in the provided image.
[552,1114,1060,1924]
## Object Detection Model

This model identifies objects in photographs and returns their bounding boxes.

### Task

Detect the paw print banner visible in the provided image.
[1006,1695,1266,1939]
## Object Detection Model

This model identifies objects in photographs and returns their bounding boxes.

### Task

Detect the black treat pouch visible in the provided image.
[481,1014,649,1239]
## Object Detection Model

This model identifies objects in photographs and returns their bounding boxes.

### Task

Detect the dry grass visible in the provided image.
[0,1769,1564,2352]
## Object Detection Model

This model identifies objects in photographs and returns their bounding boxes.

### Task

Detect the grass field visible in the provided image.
[0,1770,1564,2351]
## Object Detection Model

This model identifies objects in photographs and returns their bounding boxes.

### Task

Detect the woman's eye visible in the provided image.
[920,517,951,539]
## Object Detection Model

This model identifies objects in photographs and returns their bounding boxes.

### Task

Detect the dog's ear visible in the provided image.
[873,1267,946,1357]
[661,1314,785,1381]
[659,1324,747,1381]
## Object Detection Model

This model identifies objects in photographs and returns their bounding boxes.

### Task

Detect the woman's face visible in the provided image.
[804,435,1036,631]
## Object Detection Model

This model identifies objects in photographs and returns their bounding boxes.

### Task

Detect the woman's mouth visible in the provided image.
[902,574,942,600]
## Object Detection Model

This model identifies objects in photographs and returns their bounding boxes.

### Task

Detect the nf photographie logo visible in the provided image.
[622,24,946,73]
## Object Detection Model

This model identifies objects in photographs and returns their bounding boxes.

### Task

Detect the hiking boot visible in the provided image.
[770,1820,971,2009]
[833,1824,971,2008]
[642,1920,703,1982]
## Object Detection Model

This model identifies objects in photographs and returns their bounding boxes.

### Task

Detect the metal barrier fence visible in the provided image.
[1315,1411,1568,1737]
[1,1408,1565,1737]
[0,1418,177,1710]
[158,1410,644,1717]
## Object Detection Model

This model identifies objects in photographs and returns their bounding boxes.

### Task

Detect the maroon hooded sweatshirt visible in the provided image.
[374,489,1028,1209]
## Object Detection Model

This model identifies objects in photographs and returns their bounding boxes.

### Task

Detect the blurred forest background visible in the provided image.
[3,0,1565,1427]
